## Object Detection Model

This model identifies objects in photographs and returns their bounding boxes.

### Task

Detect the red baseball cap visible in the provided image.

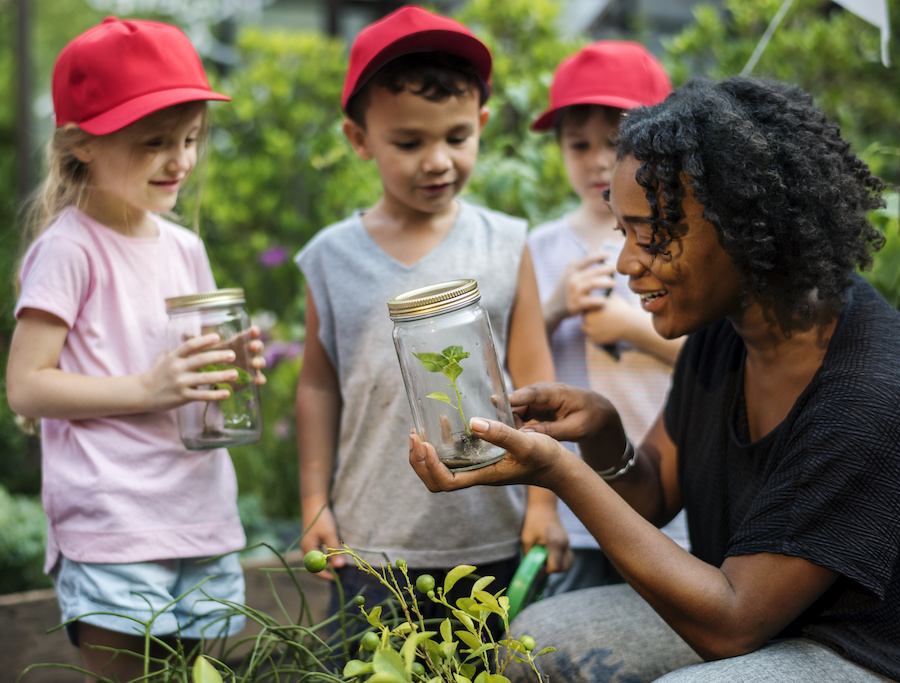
[342,5,492,112]
[531,41,671,132]
[53,17,230,135]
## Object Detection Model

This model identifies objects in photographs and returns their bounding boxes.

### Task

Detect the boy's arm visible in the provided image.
[296,289,346,578]
[506,245,572,574]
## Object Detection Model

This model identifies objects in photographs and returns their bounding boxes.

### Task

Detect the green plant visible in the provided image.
[21,544,553,682]
[305,547,553,682]
[414,346,473,436]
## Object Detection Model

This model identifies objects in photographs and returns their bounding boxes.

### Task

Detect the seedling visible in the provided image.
[414,345,472,436]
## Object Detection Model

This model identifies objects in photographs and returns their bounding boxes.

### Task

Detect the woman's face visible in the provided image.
[609,155,744,339]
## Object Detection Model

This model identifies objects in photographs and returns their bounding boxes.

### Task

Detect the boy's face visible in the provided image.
[559,108,619,217]
[343,83,489,218]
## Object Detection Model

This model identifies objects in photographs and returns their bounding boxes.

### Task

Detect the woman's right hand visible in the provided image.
[140,333,242,411]
[409,421,579,493]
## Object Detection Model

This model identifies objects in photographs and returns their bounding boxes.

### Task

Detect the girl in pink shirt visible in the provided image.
[6,17,264,681]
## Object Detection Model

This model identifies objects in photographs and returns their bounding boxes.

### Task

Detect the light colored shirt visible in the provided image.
[16,207,245,571]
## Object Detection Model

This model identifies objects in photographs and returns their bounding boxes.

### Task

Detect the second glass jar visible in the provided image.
[388,279,514,470]
[165,288,262,450]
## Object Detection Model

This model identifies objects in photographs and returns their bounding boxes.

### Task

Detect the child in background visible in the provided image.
[6,17,265,681]
[527,41,687,595]
[295,5,569,619]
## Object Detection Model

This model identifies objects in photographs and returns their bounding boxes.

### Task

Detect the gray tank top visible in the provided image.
[295,200,528,567]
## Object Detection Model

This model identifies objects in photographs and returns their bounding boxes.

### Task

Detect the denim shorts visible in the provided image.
[53,553,246,645]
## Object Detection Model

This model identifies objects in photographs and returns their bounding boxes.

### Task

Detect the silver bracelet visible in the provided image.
[595,436,638,481]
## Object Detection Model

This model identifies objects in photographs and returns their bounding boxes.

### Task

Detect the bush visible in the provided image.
[0,484,50,594]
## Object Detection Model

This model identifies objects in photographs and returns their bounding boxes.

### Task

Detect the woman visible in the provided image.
[410,77,900,682]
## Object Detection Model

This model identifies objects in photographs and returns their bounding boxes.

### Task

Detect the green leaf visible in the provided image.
[442,345,465,359]
[444,565,476,593]
[192,655,224,683]
[473,673,511,683]
[473,590,502,615]
[426,391,453,404]
[442,362,463,382]
[414,352,449,372]
[371,648,408,682]
[367,605,383,627]
[451,609,476,633]
[471,575,495,593]
[343,659,374,677]
[440,617,453,643]
[455,630,482,651]
[401,631,437,669]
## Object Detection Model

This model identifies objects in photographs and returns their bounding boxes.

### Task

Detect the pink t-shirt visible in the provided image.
[16,208,245,571]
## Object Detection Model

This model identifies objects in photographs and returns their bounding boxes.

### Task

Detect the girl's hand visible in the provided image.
[140,333,244,410]
[244,325,267,386]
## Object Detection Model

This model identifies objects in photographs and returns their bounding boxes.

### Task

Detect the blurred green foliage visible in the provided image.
[663,0,900,184]
[2,0,900,594]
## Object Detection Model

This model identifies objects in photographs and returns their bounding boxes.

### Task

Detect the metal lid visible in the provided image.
[387,279,480,320]
[165,288,245,312]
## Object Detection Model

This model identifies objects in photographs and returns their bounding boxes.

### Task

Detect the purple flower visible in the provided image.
[258,245,289,268]
[263,340,303,368]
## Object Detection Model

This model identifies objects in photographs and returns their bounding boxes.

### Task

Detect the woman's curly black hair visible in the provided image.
[616,76,886,320]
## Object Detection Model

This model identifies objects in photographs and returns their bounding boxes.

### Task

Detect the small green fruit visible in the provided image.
[361,631,380,651]
[303,550,328,573]
[411,661,426,676]
[353,595,365,606]
[520,635,536,652]
[396,558,407,570]
[415,573,436,593]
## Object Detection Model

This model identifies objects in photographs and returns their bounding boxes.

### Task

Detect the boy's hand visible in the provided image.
[300,503,346,581]
[581,294,643,346]
[543,251,616,334]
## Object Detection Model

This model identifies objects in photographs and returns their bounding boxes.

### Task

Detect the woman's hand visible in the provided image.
[408,418,577,493]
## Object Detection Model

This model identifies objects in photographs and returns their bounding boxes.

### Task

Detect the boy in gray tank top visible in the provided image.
[294,6,571,624]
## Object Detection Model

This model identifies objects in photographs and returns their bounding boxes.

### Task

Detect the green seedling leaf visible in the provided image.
[442,361,463,382]
[444,565,476,593]
[442,346,469,363]
[426,391,453,404]
[414,352,449,372]
[536,646,557,656]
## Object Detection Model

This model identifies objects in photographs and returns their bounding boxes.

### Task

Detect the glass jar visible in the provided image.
[388,279,514,471]
[165,288,262,450]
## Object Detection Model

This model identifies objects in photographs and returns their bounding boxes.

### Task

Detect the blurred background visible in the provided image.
[1,0,898,598]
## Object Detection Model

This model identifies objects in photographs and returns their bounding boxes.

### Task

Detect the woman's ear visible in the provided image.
[342,118,372,161]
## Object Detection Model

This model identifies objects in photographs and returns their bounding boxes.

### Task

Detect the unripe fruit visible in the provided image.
[415,573,436,593]
[303,550,327,573]
[361,631,380,651]
[520,635,536,652]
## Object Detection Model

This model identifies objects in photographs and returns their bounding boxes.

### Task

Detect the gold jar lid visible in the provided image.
[165,288,245,312]
[387,279,480,320]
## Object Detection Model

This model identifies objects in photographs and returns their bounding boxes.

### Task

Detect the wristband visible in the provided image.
[595,436,638,481]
